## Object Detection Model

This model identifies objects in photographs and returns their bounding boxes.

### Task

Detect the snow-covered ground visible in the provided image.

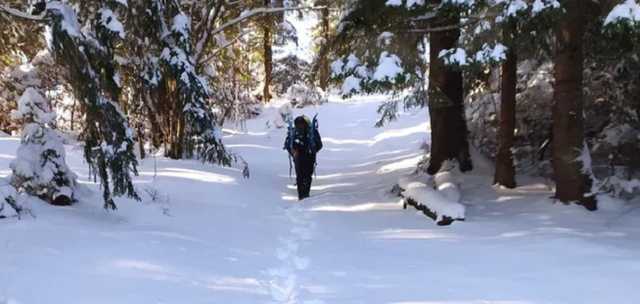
[2,96,640,304]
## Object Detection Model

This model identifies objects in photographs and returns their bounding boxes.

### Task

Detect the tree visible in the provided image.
[494,21,517,188]
[44,1,140,209]
[551,0,599,209]
[10,87,77,205]
[426,4,473,175]
[328,0,473,175]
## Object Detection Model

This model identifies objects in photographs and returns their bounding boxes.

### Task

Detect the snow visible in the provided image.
[344,54,360,70]
[11,88,55,124]
[532,0,560,14]
[46,1,82,37]
[439,48,469,66]
[2,96,640,303]
[341,75,362,94]
[172,13,191,38]
[377,31,394,46]
[330,59,344,76]
[406,0,426,7]
[373,52,404,82]
[99,8,125,39]
[385,0,403,6]
[495,0,528,17]
[605,0,640,25]
[474,43,508,64]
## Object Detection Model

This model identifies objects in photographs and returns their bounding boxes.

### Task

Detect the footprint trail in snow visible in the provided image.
[266,204,321,304]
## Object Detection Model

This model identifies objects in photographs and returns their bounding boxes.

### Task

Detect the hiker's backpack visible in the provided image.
[284,115,321,154]
[307,114,320,154]
[284,118,296,152]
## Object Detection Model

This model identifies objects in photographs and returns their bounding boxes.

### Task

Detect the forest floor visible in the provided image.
[1,96,640,304]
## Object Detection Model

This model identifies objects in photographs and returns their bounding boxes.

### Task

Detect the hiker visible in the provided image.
[284,115,323,200]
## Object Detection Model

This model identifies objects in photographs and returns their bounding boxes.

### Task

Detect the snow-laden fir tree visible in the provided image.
[139,0,234,166]
[44,1,139,209]
[10,87,77,205]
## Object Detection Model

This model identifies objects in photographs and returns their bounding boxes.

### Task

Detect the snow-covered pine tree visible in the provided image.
[141,0,231,165]
[10,87,77,205]
[0,181,21,218]
[45,1,139,209]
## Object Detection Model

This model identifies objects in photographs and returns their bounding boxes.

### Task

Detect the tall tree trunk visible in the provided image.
[552,0,596,210]
[318,6,330,91]
[262,24,273,102]
[427,16,473,175]
[262,0,274,102]
[494,23,517,188]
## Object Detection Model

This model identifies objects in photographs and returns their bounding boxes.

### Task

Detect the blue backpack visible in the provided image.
[284,114,320,154]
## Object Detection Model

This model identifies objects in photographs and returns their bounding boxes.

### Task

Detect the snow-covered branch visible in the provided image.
[198,30,251,64]
[0,4,45,21]
[209,5,326,38]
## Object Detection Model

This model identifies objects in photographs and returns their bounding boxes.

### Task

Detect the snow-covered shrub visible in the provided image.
[0,180,21,219]
[10,87,77,205]
[286,83,327,108]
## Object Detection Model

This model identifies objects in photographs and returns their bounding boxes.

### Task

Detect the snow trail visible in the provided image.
[1,96,640,303]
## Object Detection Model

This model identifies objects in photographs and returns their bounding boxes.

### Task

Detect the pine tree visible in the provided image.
[551,0,597,210]
[10,87,77,205]
[45,1,139,209]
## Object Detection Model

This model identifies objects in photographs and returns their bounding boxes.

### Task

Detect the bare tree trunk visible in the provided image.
[262,0,274,103]
[262,24,273,102]
[137,125,146,159]
[318,6,330,91]
[552,0,596,210]
[494,23,517,188]
[427,15,473,175]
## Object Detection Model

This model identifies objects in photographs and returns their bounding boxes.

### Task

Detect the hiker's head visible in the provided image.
[294,115,310,130]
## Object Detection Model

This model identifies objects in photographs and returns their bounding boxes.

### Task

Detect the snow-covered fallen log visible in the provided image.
[397,174,465,226]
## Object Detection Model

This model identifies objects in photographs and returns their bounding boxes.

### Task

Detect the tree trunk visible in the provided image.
[262,24,273,102]
[318,6,330,91]
[494,24,517,188]
[427,16,473,175]
[137,125,146,159]
[262,0,273,103]
[552,0,596,210]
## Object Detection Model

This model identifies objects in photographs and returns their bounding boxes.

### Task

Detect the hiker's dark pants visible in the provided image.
[295,153,316,199]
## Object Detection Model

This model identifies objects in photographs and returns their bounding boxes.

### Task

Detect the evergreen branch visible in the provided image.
[198,30,251,64]
[0,4,45,21]
[209,5,327,37]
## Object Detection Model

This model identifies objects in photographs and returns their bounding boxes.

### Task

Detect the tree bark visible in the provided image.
[318,6,330,91]
[262,0,274,102]
[494,24,517,188]
[427,16,473,175]
[552,0,596,210]
[262,24,273,102]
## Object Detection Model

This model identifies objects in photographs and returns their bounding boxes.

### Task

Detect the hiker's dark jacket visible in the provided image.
[284,117,322,199]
